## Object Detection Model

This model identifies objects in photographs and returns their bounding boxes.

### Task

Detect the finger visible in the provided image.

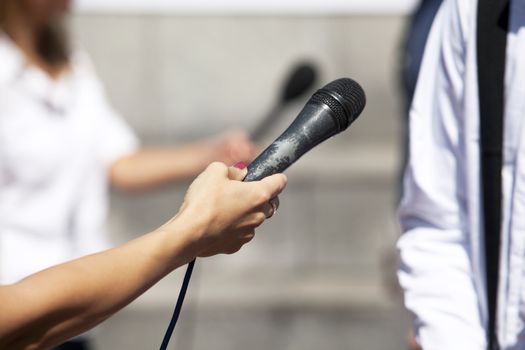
[243,231,255,241]
[230,232,256,252]
[261,201,274,219]
[259,174,288,200]
[231,211,266,229]
[199,229,255,257]
[220,241,249,256]
[260,197,279,219]
[227,228,256,241]
[206,161,229,178]
[228,163,248,181]
[270,196,280,214]
[224,245,243,255]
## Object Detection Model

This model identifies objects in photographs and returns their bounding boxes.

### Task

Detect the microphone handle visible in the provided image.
[244,103,339,182]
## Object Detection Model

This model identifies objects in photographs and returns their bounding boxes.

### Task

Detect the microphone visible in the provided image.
[244,78,366,182]
[251,62,318,141]
[281,62,318,103]
[159,78,365,350]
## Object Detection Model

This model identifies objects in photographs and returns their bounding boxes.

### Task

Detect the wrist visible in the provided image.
[161,208,210,265]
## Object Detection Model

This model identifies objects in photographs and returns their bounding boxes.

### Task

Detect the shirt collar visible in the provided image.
[0,32,75,115]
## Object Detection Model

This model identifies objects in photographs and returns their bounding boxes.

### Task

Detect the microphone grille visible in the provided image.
[310,78,366,131]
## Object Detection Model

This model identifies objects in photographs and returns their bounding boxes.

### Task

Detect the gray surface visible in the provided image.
[70,14,410,350]
[71,16,403,144]
[94,304,408,350]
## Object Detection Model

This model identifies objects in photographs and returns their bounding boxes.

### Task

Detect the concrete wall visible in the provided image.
[71,14,409,349]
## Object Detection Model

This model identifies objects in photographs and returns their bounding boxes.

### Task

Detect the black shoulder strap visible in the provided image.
[477,0,509,349]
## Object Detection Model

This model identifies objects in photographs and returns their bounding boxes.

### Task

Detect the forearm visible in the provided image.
[0,216,201,349]
[0,163,286,349]
[109,143,216,191]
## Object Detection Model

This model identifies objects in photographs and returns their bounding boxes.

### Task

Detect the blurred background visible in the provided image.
[71,0,414,348]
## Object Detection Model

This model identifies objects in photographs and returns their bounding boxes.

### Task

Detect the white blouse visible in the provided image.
[0,34,139,284]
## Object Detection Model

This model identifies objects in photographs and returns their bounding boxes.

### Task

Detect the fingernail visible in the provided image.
[234,162,247,170]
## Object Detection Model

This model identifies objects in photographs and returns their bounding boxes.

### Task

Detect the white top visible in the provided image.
[398,0,525,348]
[0,35,139,284]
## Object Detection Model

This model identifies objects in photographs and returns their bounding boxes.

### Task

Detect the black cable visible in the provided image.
[159,258,196,350]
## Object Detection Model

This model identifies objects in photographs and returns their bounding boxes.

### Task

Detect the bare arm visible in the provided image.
[0,228,192,349]
[109,130,257,191]
[0,163,286,349]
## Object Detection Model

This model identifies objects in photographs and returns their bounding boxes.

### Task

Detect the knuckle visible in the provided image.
[226,246,242,255]
[208,161,225,171]
[280,174,288,189]
[257,188,271,203]
[253,213,266,227]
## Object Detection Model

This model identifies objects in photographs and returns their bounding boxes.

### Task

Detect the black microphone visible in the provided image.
[244,78,366,182]
[251,62,318,141]
[160,78,365,350]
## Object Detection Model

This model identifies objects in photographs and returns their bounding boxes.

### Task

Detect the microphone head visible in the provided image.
[281,63,318,102]
[244,77,366,182]
[310,78,366,132]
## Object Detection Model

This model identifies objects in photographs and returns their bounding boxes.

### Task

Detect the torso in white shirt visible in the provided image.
[0,34,138,284]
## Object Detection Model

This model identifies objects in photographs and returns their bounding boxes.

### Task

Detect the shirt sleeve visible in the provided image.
[397,0,486,348]
[96,103,140,169]
[74,50,140,169]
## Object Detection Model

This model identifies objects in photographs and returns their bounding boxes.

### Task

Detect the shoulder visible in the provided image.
[69,47,108,94]
[70,48,97,75]
[441,0,477,21]
[437,0,477,43]
[420,0,477,69]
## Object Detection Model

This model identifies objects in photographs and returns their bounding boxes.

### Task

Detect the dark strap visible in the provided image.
[477,0,509,349]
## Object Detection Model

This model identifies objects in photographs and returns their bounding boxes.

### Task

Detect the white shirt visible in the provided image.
[0,34,139,284]
[399,0,525,348]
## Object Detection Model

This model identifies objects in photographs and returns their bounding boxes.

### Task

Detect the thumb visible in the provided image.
[228,162,248,181]
[259,173,288,199]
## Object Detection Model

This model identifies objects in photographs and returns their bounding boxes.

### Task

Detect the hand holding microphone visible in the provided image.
[192,76,366,261]
[160,77,366,350]
[186,77,366,258]
[175,162,287,258]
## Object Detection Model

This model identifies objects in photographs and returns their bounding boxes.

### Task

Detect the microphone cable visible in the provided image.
[159,258,196,350]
